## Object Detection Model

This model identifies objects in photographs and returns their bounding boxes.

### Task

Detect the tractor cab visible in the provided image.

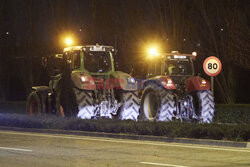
[146,51,196,78]
[162,51,197,88]
[63,45,115,75]
[163,52,195,76]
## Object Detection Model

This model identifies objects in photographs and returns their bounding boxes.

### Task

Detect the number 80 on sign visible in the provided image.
[203,56,222,77]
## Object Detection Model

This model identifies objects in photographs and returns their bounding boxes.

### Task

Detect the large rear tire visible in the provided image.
[74,88,95,119]
[26,92,42,115]
[192,90,215,123]
[140,87,175,121]
[119,91,140,121]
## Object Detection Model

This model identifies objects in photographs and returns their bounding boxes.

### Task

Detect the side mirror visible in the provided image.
[55,54,63,59]
[42,57,48,68]
[44,54,65,76]
[52,69,61,76]
[114,62,120,71]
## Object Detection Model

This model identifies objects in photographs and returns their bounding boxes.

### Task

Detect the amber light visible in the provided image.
[201,80,206,84]
[161,78,175,89]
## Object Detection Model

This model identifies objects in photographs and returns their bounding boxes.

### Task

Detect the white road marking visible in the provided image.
[140,162,190,167]
[0,146,32,152]
[0,130,250,153]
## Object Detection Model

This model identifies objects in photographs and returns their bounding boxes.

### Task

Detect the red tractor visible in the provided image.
[139,51,215,123]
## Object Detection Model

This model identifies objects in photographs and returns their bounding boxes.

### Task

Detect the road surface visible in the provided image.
[0,130,249,167]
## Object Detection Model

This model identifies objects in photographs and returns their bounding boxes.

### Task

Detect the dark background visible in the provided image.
[0,0,249,103]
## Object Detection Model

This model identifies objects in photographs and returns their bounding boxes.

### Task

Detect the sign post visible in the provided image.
[203,56,222,95]
[211,76,214,95]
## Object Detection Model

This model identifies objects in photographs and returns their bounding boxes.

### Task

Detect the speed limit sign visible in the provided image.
[203,56,222,76]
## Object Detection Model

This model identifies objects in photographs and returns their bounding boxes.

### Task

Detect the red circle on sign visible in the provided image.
[203,56,222,76]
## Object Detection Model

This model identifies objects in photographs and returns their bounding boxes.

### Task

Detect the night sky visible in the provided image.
[0,0,249,103]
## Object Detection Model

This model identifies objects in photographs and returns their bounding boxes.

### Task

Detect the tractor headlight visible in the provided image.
[127,77,136,83]
[80,76,92,84]
[161,78,175,89]
[81,76,87,82]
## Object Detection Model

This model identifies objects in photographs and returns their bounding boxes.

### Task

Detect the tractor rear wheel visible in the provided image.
[119,91,140,121]
[140,87,175,121]
[26,92,42,115]
[74,88,95,119]
[192,90,215,123]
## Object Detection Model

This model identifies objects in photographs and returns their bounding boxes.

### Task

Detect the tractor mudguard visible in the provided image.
[71,71,137,91]
[111,71,137,91]
[31,86,51,93]
[49,74,61,91]
[186,76,210,93]
[71,71,96,90]
[142,76,176,90]
[29,86,51,114]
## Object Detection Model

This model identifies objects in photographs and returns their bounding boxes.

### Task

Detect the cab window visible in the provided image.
[64,51,81,69]
[73,51,80,69]
[147,60,161,77]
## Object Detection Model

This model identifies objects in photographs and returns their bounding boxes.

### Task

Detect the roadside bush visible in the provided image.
[0,101,26,114]
[0,104,250,142]
[1,103,249,123]
[214,104,250,124]
[207,125,224,140]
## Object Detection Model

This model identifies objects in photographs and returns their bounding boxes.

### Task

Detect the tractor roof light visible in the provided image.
[147,46,160,59]
[192,51,197,56]
[171,51,179,54]
[174,55,187,59]
[88,45,114,52]
[149,47,158,55]
[63,46,83,52]
[64,37,73,46]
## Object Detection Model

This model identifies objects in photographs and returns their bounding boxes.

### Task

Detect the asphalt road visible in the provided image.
[0,130,249,167]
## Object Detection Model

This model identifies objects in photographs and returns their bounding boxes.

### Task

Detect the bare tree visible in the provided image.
[152,0,249,103]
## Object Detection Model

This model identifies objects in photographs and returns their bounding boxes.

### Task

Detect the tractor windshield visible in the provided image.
[165,58,194,76]
[84,51,112,73]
